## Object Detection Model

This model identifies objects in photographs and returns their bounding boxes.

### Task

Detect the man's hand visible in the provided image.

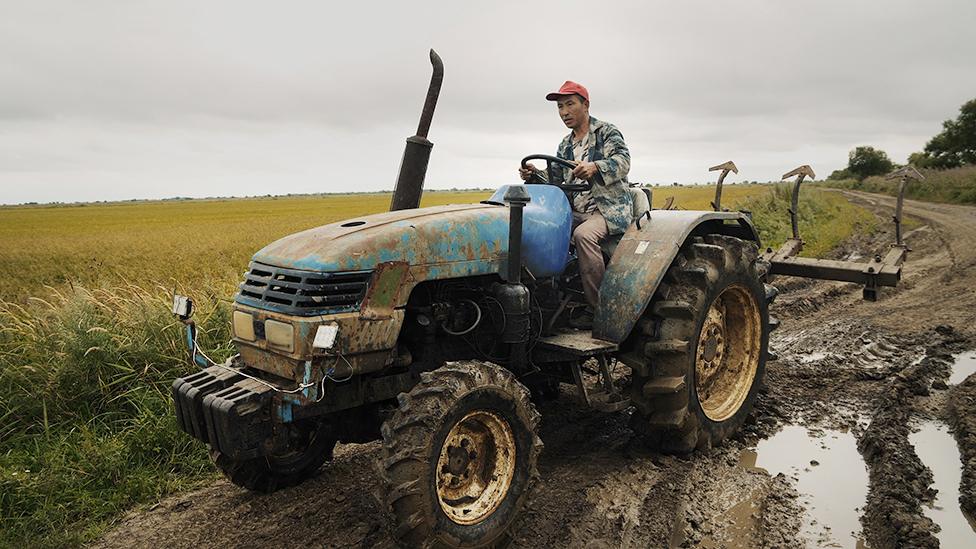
[572,161,599,181]
[518,162,538,181]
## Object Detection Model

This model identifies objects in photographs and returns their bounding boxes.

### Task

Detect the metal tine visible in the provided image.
[885,166,924,247]
[781,165,816,241]
[708,161,738,212]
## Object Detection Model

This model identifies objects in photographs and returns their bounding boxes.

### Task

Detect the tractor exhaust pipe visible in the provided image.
[390,49,444,211]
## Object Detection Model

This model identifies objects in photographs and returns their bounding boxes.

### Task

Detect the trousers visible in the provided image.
[571,211,609,309]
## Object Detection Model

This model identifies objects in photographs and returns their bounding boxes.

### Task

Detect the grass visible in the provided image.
[0,184,874,547]
[821,165,976,206]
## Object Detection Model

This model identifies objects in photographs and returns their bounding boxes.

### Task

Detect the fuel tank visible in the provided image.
[251,185,571,280]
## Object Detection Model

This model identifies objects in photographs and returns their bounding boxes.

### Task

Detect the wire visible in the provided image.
[441,299,482,336]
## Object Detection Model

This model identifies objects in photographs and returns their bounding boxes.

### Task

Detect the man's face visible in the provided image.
[556,95,589,130]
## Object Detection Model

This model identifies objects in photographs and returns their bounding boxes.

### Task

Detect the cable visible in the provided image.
[441,299,482,336]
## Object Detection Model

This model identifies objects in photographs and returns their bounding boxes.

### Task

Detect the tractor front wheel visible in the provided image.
[381,361,542,548]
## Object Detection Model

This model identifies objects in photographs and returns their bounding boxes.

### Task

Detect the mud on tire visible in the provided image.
[381,361,543,548]
[629,234,774,453]
[211,419,336,493]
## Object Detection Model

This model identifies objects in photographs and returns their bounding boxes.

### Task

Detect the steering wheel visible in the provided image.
[520,154,592,192]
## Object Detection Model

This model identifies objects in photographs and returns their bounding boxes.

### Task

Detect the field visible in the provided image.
[0,184,875,548]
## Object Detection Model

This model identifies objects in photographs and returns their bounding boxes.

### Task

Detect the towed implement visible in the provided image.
[169,51,915,547]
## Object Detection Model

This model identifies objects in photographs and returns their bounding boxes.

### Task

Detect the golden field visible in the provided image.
[0,185,775,301]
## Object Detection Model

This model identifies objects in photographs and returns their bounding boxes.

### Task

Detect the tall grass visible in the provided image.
[821,165,976,205]
[739,184,878,258]
[0,285,232,548]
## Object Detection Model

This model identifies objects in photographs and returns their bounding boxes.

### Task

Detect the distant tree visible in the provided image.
[828,168,853,180]
[919,98,976,168]
[847,146,894,180]
[907,151,939,169]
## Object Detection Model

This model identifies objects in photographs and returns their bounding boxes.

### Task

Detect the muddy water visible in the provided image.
[909,421,976,546]
[949,351,976,385]
[741,426,869,548]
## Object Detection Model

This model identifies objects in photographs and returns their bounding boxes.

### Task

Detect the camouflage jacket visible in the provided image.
[548,116,633,235]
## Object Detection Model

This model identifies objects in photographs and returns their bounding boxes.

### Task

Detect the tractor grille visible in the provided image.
[235,262,371,316]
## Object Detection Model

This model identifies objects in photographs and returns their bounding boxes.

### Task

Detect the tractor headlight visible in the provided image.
[313,324,339,350]
[264,319,294,352]
[232,311,256,341]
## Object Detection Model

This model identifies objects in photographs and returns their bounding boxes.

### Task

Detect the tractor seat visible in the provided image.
[600,187,651,258]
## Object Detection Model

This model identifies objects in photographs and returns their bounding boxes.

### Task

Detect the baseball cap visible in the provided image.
[545,81,589,102]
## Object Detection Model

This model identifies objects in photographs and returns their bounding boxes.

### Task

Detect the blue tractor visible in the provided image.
[170,51,910,547]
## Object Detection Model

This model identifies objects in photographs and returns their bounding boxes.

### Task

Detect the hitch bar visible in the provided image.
[760,165,923,301]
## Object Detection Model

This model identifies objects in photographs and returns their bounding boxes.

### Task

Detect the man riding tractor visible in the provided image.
[519,80,634,327]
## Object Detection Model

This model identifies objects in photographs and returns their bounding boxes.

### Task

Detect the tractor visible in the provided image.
[169,51,915,547]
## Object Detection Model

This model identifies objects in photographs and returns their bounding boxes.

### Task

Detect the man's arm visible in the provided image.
[593,125,630,186]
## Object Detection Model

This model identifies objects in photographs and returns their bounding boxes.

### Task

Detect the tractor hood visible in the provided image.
[251,185,572,280]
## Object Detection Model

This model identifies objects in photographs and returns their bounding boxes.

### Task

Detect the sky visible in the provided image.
[1,0,975,204]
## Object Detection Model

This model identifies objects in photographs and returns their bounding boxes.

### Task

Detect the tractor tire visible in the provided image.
[629,234,774,454]
[211,419,336,493]
[381,361,543,548]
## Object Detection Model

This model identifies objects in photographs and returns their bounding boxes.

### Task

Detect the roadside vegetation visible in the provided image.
[821,165,976,206]
[0,185,873,547]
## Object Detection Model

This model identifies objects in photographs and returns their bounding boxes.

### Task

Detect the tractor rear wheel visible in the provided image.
[381,361,542,548]
[211,419,336,493]
[629,234,773,453]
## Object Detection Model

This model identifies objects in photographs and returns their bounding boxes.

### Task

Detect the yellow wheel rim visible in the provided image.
[435,410,516,525]
[695,284,762,422]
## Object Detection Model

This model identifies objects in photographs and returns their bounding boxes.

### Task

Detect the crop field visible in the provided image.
[0,183,857,302]
[0,184,875,547]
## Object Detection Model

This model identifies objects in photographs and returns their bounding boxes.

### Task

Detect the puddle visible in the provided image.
[909,421,976,546]
[949,351,976,385]
[741,426,869,548]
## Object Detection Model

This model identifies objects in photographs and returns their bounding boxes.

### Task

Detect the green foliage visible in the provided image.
[0,285,232,548]
[821,165,976,206]
[828,168,852,180]
[918,98,976,168]
[847,146,895,181]
[739,185,877,258]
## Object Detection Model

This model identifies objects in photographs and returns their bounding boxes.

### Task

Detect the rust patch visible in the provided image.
[361,261,409,320]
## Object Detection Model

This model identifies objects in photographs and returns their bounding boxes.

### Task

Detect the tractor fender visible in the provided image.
[592,211,760,343]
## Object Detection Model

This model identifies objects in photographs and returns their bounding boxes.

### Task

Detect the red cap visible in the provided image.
[545,81,589,102]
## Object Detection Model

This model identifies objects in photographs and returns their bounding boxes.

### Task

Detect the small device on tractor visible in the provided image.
[170,51,917,547]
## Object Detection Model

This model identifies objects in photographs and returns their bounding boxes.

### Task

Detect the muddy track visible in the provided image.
[93,192,976,549]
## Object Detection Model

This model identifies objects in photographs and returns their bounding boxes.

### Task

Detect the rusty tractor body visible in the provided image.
[169,52,916,547]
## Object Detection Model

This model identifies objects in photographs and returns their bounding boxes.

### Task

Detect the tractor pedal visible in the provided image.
[641,376,686,397]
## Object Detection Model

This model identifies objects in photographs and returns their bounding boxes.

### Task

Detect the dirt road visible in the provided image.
[94,191,976,549]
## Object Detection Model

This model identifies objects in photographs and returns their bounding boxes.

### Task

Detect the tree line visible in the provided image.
[829,98,976,180]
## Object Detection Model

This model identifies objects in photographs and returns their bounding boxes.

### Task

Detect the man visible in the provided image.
[519,80,632,319]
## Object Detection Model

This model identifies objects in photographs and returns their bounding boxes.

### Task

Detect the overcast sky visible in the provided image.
[2,1,974,204]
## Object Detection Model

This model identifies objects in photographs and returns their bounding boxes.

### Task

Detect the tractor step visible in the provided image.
[536,331,618,357]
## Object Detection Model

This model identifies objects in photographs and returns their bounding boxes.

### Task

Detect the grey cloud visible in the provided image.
[1,0,974,203]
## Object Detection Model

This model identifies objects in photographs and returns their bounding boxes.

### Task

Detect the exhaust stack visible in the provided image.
[389,49,444,211]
